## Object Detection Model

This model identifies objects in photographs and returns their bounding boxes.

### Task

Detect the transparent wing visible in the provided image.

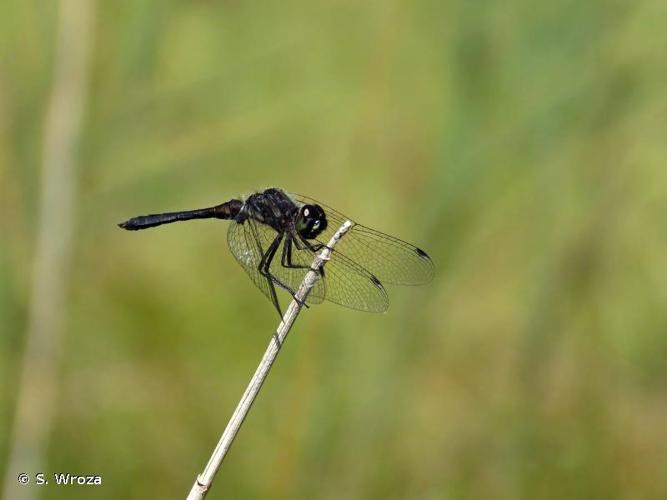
[227,219,275,306]
[227,219,325,306]
[282,237,388,312]
[315,248,389,312]
[290,194,435,285]
[248,218,389,311]
[227,218,388,312]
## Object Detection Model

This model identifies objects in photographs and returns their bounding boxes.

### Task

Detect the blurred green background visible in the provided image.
[2,0,667,499]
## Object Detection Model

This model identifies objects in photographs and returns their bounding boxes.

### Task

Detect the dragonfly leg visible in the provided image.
[269,236,310,308]
[305,241,327,252]
[293,235,326,251]
[290,234,328,276]
[257,233,284,316]
[301,239,328,276]
[259,234,308,310]
[281,235,313,270]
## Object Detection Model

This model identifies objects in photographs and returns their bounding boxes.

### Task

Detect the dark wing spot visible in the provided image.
[415,247,430,259]
[370,274,385,290]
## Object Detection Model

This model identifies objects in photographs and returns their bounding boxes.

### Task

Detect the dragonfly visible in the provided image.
[119,188,434,316]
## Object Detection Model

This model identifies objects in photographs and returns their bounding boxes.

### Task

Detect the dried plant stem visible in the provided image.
[186,220,353,500]
[2,1,93,499]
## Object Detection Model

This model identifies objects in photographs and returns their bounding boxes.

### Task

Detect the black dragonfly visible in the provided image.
[119,188,434,316]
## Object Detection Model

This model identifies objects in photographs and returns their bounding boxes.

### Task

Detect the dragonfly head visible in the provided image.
[296,204,328,239]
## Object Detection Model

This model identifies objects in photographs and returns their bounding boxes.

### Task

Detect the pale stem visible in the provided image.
[186,220,354,500]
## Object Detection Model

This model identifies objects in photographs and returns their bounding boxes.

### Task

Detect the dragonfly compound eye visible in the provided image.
[297,204,328,239]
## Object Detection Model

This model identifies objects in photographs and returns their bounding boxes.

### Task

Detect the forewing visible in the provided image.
[290,194,435,285]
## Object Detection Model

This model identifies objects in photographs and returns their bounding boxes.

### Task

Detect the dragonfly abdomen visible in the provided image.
[119,199,243,231]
